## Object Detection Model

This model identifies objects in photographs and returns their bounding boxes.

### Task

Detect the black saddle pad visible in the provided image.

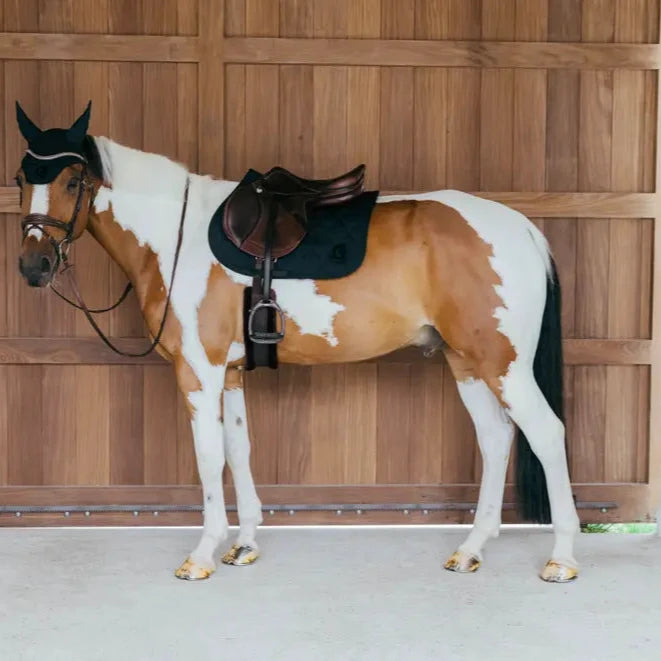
[208,169,379,280]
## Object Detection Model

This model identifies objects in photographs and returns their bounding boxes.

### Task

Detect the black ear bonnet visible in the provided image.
[16,101,103,184]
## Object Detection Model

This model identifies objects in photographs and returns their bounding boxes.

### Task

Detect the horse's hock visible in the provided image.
[0,1,659,529]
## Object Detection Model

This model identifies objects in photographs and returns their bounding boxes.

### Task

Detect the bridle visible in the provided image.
[20,165,190,358]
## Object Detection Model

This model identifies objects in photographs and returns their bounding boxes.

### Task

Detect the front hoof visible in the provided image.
[540,560,578,583]
[221,544,260,566]
[174,557,215,581]
[444,550,481,573]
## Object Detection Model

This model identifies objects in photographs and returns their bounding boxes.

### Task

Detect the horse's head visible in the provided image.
[14,101,101,287]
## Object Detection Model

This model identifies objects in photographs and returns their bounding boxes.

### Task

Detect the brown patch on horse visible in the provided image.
[198,264,244,366]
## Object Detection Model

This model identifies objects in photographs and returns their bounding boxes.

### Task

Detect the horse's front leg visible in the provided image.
[174,361,228,581]
[220,367,263,566]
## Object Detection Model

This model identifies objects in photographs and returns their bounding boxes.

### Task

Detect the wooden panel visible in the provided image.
[0,0,658,526]
[0,33,199,60]
[224,38,661,69]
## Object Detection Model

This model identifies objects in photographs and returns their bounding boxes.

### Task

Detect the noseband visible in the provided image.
[21,164,92,269]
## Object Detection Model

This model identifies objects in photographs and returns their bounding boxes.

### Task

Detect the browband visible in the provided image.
[25,148,87,162]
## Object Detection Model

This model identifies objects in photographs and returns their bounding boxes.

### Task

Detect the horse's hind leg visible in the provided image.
[503,366,579,582]
[442,350,514,573]
[220,368,263,566]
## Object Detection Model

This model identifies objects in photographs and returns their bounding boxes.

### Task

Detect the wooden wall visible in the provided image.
[0,0,659,526]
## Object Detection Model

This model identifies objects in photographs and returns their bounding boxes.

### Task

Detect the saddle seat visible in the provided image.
[223,164,366,259]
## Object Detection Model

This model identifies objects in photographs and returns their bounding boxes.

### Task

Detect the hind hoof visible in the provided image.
[174,557,215,580]
[221,544,259,566]
[540,560,578,583]
[444,550,481,573]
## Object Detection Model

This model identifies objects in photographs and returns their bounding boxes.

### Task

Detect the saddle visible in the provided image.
[222,164,366,345]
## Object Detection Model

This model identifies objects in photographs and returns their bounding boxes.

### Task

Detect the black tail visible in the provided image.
[515,257,565,524]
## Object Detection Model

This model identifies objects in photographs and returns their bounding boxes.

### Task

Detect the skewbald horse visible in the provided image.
[14,103,580,583]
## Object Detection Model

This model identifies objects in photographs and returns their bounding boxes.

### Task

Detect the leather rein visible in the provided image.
[21,170,190,358]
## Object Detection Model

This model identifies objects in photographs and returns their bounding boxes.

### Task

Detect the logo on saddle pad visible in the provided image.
[16,101,92,184]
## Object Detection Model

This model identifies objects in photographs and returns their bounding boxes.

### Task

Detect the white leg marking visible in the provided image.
[188,377,228,567]
[455,378,514,559]
[504,366,580,567]
[224,388,262,547]
[28,184,49,238]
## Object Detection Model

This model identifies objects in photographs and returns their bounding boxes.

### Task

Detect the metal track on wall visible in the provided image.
[0,501,617,518]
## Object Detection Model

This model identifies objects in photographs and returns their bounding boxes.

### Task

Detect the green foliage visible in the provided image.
[580,522,656,534]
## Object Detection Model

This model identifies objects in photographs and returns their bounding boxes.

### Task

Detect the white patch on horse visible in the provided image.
[28,185,49,238]
[227,341,245,363]
[220,269,344,347]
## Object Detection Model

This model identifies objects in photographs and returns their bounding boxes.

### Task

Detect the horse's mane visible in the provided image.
[91,135,189,196]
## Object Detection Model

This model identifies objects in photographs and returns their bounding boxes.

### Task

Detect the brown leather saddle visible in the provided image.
[222,164,366,344]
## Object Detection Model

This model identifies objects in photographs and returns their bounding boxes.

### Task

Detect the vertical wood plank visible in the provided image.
[312,0,348,36]
[575,220,609,338]
[109,0,143,33]
[109,366,144,485]
[6,365,43,485]
[246,0,279,35]
[245,65,280,171]
[313,66,348,177]
[142,0,178,34]
[446,69,480,190]
[379,68,414,191]
[279,65,313,173]
[347,67,380,189]
[0,367,7,485]
[308,366,347,483]
[513,69,546,191]
[347,0,381,37]
[41,366,77,485]
[376,364,410,483]
[572,367,606,482]
[143,366,178,484]
[344,363,377,484]
[199,0,224,177]
[280,0,313,36]
[514,0,547,40]
[380,0,415,38]
[225,0,245,36]
[277,366,312,483]
[76,366,109,485]
[177,62,199,171]
[413,68,447,191]
[409,363,444,484]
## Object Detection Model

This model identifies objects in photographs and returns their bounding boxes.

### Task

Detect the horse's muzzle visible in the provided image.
[19,252,54,287]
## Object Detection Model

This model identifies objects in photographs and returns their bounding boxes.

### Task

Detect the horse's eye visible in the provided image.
[67,177,80,193]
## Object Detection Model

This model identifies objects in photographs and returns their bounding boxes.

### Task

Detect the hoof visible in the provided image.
[540,560,578,583]
[444,550,481,573]
[174,557,215,581]
[221,544,259,566]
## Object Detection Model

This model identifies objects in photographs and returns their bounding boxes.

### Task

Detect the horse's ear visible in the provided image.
[67,100,92,143]
[16,101,42,142]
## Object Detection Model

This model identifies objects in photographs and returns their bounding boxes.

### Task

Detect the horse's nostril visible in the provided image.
[40,256,51,274]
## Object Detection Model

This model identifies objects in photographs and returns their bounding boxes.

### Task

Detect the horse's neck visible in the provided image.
[86,172,236,298]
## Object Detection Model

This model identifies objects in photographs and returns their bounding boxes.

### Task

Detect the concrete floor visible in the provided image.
[0,527,659,661]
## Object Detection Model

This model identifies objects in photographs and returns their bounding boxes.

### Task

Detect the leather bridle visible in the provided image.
[21,168,190,358]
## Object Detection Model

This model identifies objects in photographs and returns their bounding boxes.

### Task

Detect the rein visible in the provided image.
[24,175,190,358]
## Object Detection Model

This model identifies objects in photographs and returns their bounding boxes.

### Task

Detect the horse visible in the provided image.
[13,102,580,583]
